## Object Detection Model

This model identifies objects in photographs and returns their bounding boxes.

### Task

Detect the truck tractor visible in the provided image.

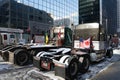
[33,23,113,79]
[0,26,73,66]
[74,23,113,62]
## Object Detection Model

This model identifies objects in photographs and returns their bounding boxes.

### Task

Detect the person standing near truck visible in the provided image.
[111,34,119,48]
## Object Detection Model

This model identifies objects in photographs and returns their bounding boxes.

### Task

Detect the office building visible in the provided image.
[0,0,53,34]
[0,0,78,34]
[117,0,120,36]
[79,0,117,35]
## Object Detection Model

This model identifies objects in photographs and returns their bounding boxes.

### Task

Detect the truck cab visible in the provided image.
[0,33,16,45]
[74,23,113,62]
[0,33,16,48]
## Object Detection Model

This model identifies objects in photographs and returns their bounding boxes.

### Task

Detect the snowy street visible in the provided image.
[79,49,120,80]
[0,49,120,80]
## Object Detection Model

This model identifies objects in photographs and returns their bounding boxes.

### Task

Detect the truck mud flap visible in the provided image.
[33,56,53,71]
[78,56,90,74]
[55,55,79,80]
[33,56,41,69]
[106,49,113,58]
[2,51,9,61]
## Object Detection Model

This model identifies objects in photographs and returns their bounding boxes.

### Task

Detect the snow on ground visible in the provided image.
[0,49,120,80]
[78,49,120,80]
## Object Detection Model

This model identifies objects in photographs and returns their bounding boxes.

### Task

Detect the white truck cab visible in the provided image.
[0,33,16,46]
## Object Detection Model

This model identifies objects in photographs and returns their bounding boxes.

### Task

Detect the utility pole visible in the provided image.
[71,23,74,47]
[106,18,108,35]
[99,0,103,25]
[8,0,11,28]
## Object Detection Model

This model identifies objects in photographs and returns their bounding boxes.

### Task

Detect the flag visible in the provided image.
[79,38,84,48]
[79,38,90,49]
[45,33,49,44]
[58,30,61,39]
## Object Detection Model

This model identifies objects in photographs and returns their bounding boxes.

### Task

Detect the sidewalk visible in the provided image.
[90,61,120,80]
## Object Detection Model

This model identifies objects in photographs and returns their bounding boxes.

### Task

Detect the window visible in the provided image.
[4,35,7,40]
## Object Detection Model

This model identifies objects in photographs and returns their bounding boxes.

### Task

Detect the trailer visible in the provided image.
[0,26,72,66]
[0,44,59,66]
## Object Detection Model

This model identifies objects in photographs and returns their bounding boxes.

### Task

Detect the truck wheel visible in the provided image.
[107,49,113,58]
[66,57,79,79]
[79,56,90,74]
[59,55,71,63]
[36,51,45,57]
[14,49,29,66]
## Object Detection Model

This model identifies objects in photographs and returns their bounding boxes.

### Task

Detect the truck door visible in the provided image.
[9,34,16,44]
[0,34,2,44]
[2,34,8,46]
[0,34,3,49]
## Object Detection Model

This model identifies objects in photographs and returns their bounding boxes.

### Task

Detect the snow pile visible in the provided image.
[0,63,12,71]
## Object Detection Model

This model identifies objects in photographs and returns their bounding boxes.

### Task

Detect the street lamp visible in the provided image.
[105,18,108,35]
[71,23,74,47]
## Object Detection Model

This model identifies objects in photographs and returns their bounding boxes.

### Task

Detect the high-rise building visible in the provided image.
[79,0,99,24]
[0,0,78,34]
[117,0,120,36]
[79,0,117,35]
[0,0,53,34]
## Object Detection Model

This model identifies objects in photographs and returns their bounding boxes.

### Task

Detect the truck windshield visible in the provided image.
[74,23,101,41]
[10,35,15,38]
[75,28,99,41]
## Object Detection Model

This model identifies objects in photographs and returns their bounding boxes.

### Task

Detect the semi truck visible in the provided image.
[74,23,113,61]
[0,26,73,66]
[0,33,16,49]
[0,23,113,79]
[0,27,24,49]
[32,23,113,79]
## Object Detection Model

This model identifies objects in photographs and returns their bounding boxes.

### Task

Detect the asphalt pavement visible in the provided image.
[91,61,120,80]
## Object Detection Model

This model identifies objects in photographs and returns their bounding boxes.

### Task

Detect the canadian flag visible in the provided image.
[58,30,61,39]
[79,38,90,49]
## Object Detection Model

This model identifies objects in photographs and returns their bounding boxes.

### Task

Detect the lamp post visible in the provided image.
[106,18,108,35]
[71,23,74,47]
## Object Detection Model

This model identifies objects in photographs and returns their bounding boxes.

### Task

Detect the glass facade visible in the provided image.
[117,0,120,36]
[0,0,78,34]
[79,0,117,35]
[79,0,99,24]
[102,0,117,35]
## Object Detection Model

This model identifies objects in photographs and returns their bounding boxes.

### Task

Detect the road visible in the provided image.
[91,61,120,80]
[90,49,120,80]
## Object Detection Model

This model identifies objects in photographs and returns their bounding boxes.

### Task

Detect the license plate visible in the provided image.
[41,61,50,70]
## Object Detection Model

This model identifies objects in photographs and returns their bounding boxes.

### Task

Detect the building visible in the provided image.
[79,0,117,35]
[0,0,53,34]
[79,0,99,24]
[54,18,71,27]
[117,0,120,36]
[0,0,78,32]
[0,0,78,42]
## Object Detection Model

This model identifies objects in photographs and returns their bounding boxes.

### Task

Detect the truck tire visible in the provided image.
[79,56,90,74]
[106,49,113,58]
[14,49,29,66]
[66,56,79,79]
[36,51,45,57]
[59,55,71,64]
